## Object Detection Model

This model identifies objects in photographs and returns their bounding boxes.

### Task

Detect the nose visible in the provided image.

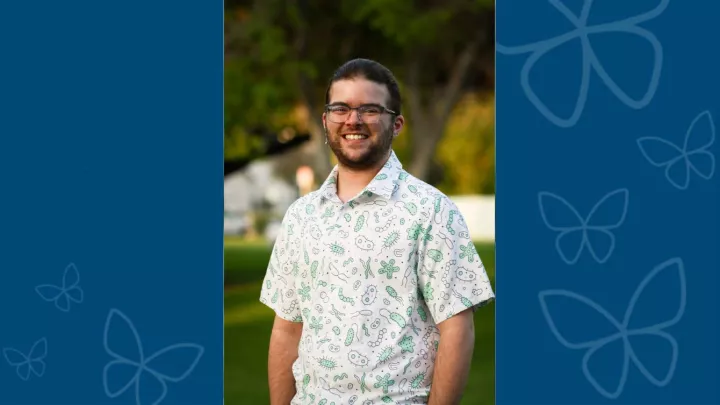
[345,108,363,124]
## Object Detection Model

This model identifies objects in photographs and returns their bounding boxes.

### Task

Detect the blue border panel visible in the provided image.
[0,1,223,404]
[497,1,718,404]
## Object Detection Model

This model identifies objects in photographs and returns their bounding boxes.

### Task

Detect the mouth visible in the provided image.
[342,133,369,141]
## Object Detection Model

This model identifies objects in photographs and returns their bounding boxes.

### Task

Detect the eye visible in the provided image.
[361,106,381,114]
[330,106,349,114]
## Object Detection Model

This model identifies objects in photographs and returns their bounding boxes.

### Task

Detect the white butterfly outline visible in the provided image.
[103,308,204,405]
[538,257,686,399]
[637,110,715,190]
[3,337,47,381]
[35,262,84,312]
[497,0,669,127]
[538,188,629,264]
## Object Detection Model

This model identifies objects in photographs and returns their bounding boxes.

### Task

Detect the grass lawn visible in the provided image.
[224,238,495,405]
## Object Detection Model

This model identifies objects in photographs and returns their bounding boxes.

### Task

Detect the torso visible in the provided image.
[261,152,494,405]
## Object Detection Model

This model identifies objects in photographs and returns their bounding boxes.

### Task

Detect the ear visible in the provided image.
[322,112,327,130]
[392,114,405,136]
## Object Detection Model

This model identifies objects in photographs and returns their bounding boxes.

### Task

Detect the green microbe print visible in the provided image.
[385,286,403,304]
[317,357,337,371]
[345,328,355,346]
[411,371,427,389]
[328,242,345,255]
[388,312,406,328]
[426,249,443,262]
[382,231,400,251]
[453,290,474,307]
[417,306,428,322]
[355,211,368,232]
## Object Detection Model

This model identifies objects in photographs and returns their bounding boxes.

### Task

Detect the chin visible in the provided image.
[340,152,386,169]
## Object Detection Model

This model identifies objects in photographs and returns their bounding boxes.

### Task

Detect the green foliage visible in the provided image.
[344,0,454,47]
[224,3,313,159]
[225,0,496,193]
[436,94,496,194]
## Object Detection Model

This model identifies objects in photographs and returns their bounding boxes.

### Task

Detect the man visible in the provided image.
[259,58,494,405]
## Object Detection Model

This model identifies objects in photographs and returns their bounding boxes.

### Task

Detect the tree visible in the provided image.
[345,0,495,180]
[224,0,495,183]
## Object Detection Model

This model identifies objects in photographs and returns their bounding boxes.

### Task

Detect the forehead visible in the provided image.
[328,77,389,106]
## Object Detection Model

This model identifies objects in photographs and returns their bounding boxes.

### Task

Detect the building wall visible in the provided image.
[449,195,495,242]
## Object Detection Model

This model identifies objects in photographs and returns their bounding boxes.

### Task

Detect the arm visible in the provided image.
[415,196,495,404]
[427,309,476,405]
[268,315,303,405]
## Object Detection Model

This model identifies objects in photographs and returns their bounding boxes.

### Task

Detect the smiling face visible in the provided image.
[323,77,404,170]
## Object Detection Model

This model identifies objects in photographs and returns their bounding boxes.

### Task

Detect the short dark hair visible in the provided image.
[325,58,402,115]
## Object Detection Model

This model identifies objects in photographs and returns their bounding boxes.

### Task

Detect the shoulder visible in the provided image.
[395,170,460,213]
[282,191,322,220]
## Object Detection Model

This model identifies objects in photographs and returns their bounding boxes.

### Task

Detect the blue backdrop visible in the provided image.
[497,0,718,404]
[0,1,223,404]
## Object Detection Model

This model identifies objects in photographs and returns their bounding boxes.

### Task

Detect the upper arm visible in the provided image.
[416,196,495,325]
[272,314,303,339]
[435,305,475,337]
[259,203,304,323]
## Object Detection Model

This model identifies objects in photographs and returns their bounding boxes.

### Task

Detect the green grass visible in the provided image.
[224,239,495,405]
[224,237,275,284]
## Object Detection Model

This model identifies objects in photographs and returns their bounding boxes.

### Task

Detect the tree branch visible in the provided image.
[405,57,425,121]
[435,36,481,123]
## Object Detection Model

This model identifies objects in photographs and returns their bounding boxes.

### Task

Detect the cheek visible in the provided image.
[368,123,390,137]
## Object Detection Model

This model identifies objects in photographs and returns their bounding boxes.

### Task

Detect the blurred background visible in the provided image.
[223,0,496,403]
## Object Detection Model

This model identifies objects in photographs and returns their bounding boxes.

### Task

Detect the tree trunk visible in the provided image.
[293,0,333,180]
[408,122,442,181]
[404,35,483,182]
[308,109,333,178]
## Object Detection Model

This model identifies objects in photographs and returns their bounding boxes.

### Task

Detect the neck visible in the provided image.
[335,151,390,202]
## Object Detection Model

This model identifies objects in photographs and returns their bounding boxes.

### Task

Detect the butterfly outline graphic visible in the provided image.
[3,337,48,381]
[35,262,84,312]
[538,188,629,265]
[497,0,669,128]
[538,257,686,399]
[103,308,205,405]
[637,110,715,190]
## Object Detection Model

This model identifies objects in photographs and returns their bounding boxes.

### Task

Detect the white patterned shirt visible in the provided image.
[259,150,494,405]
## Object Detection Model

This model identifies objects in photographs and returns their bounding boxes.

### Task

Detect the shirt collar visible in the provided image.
[318,150,403,203]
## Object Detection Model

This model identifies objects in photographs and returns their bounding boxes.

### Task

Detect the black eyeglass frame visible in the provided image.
[324,102,397,123]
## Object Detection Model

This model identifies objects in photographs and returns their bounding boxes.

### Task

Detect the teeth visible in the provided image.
[345,134,367,140]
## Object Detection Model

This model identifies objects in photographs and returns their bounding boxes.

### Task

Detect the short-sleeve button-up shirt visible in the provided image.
[259,150,494,405]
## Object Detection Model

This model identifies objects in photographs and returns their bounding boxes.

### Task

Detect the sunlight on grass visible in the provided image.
[225,302,274,325]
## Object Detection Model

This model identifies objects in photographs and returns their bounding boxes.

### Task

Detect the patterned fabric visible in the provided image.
[259,150,494,405]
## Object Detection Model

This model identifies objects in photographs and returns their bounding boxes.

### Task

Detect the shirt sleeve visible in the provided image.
[416,196,495,324]
[258,202,304,323]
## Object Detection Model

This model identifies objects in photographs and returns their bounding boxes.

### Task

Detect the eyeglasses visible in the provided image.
[325,103,396,124]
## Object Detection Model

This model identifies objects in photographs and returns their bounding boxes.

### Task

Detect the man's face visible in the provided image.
[323,78,403,170]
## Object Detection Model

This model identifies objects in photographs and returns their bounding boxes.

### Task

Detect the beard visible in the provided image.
[326,126,394,170]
